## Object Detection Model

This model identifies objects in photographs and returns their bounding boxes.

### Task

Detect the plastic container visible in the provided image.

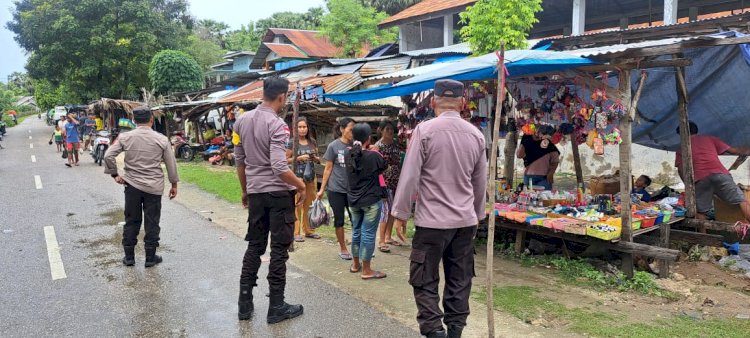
[662,211,673,223]
[655,213,664,225]
[631,219,642,230]
[587,224,621,241]
[640,217,657,228]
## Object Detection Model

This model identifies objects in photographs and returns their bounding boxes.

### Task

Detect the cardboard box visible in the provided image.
[714,185,750,223]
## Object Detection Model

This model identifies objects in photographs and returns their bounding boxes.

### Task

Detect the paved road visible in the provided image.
[0,118,420,338]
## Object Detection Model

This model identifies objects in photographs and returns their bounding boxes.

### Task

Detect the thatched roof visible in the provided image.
[88,98,144,118]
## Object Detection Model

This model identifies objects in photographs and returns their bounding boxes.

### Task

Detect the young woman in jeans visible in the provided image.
[318,117,355,260]
[346,123,386,279]
[286,117,321,242]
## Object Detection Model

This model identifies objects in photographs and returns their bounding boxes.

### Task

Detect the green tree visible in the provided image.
[182,35,226,72]
[149,50,203,95]
[31,79,80,111]
[459,0,543,54]
[321,0,397,57]
[6,72,34,96]
[7,0,193,101]
[196,19,230,48]
[360,0,420,15]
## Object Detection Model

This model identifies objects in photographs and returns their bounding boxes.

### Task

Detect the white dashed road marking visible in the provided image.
[34,175,43,189]
[29,143,34,149]
[29,135,32,140]
[44,226,67,280]
[31,155,36,163]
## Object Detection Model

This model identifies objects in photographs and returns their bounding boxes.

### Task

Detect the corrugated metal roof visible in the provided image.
[366,60,459,81]
[360,56,412,77]
[317,63,364,76]
[566,33,732,58]
[402,43,472,57]
[264,43,308,58]
[283,67,320,82]
[327,55,396,66]
[267,28,341,58]
[219,80,264,103]
[379,0,476,28]
[323,73,363,94]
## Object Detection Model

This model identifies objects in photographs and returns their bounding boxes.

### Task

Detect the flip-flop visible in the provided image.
[361,271,387,280]
[305,234,321,239]
[386,240,402,246]
[378,245,390,253]
[350,265,361,273]
[339,252,352,260]
[294,236,305,242]
[65,163,72,168]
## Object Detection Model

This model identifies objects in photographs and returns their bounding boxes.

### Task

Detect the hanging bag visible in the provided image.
[308,199,330,229]
[62,148,68,159]
[302,161,315,182]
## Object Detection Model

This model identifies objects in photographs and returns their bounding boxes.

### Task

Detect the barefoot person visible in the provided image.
[346,123,387,280]
[317,118,355,260]
[103,107,179,268]
[374,120,404,252]
[234,77,306,323]
[392,80,487,338]
[286,117,320,242]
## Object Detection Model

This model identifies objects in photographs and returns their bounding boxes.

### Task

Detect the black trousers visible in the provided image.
[326,190,349,228]
[409,225,476,335]
[240,190,295,296]
[123,184,162,247]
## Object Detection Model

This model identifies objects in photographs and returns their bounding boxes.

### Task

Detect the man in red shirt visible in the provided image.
[676,122,750,223]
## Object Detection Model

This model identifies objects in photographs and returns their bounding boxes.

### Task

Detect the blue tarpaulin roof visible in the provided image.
[628,41,750,150]
[324,50,598,102]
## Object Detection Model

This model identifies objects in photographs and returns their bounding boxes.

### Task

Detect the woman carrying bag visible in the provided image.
[286,117,321,242]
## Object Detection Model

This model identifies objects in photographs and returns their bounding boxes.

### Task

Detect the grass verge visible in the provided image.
[475,286,750,338]
[176,162,242,204]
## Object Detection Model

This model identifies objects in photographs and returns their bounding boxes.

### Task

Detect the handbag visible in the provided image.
[302,161,314,182]
[308,199,330,229]
[62,149,68,159]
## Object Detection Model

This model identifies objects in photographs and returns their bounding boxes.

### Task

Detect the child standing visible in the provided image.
[50,125,63,152]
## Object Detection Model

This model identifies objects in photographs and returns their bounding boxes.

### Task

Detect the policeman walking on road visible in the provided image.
[104,107,179,268]
[233,77,307,323]
[392,80,488,338]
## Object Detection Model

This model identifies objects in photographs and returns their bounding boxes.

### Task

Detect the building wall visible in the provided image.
[401,17,445,51]
[232,56,251,72]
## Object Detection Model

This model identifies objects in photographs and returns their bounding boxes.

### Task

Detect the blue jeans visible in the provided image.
[524,175,551,190]
[351,200,383,262]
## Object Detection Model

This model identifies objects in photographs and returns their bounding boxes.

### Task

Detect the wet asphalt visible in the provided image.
[0,118,420,338]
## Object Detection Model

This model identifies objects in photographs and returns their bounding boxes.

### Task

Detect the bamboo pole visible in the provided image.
[486,44,506,338]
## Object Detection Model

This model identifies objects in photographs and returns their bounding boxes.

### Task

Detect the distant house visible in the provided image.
[250,28,341,71]
[379,0,750,52]
[208,51,257,83]
[15,96,38,111]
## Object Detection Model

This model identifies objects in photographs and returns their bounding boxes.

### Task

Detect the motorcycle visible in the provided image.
[172,131,197,161]
[91,130,111,166]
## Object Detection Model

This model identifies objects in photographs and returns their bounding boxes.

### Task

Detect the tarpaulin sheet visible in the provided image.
[629,44,750,150]
[325,50,597,102]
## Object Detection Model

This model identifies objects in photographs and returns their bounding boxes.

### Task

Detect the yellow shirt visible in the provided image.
[232,131,241,145]
[95,118,104,131]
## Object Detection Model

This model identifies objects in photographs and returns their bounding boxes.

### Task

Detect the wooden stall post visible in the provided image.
[566,109,585,186]
[289,84,302,253]
[618,69,635,278]
[485,44,506,338]
[675,59,697,220]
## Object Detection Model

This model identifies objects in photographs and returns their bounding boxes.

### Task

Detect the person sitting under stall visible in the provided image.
[516,129,560,190]
[633,175,652,202]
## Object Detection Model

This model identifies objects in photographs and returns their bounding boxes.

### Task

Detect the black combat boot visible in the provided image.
[447,325,464,338]
[238,284,253,320]
[266,295,303,324]
[425,329,447,338]
[144,246,162,267]
[122,246,135,266]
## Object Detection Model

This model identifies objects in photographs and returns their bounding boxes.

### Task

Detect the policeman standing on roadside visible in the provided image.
[392,80,488,338]
[104,107,179,268]
[234,77,307,323]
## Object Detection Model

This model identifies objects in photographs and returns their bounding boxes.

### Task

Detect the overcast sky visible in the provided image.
[0,0,327,82]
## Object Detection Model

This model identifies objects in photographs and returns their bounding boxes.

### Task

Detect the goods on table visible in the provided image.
[587,224,622,241]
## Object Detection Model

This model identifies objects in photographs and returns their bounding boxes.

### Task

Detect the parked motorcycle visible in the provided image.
[171,131,198,161]
[91,130,111,166]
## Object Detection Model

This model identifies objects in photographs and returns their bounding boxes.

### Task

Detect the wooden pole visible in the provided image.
[566,109,584,186]
[618,69,635,278]
[675,57,697,221]
[289,84,301,253]
[486,44,506,338]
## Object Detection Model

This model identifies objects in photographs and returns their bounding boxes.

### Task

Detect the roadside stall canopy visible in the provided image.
[324,50,598,102]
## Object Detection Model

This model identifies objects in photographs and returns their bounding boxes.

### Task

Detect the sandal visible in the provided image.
[305,234,321,239]
[350,265,361,273]
[361,271,387,280]
[378,245,390,253]
[294,236,305,242]
[386,239,402,246]
[339,252,352,260]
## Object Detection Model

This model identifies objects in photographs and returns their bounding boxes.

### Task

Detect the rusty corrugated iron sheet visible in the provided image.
[264,43,308,58]
[219,80,264,103]
[323,73,363,94]
[359,56,412,77]
[379,0,476,28]
[268,28,341,58]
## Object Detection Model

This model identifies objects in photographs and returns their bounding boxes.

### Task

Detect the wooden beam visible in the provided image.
[577,58,693,72]
[495,220,680,261]
[675,57,698,219]
[680,218,741,232]
[670,229,724,247]
[659,222,671,278]
[619,68,635,278]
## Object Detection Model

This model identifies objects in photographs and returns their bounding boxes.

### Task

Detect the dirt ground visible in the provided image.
[174,178,750,337]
